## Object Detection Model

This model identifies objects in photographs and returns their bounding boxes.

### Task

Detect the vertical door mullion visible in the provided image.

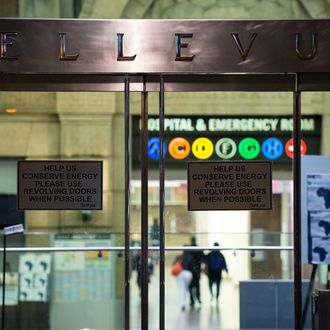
[124,76,130,330]
[159,76,165,330]
[293,73,302,330]
[1,234,6,330]
[141,77,149,330]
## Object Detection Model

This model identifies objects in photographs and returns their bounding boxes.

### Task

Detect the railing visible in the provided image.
[0,245,293,252]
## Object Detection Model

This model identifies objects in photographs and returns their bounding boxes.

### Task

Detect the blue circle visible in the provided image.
[262,137,284,160]
[148,137,167,160]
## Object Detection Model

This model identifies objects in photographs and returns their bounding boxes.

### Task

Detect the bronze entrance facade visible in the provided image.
[1,18,329,330]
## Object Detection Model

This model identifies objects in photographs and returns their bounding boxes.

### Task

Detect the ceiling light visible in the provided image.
[5,108,17,114]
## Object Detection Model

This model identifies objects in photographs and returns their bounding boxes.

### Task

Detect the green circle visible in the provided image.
[238,138,260,159]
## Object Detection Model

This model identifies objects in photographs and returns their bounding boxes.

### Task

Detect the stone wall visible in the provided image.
[81,0,330,19]
[0,0,19,16]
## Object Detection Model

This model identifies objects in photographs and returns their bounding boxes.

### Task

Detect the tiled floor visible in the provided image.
[130,263,239,330]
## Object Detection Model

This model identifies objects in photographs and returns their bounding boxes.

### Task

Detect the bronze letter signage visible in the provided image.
[231,33,257,61]
[175,33,195,61]
[0,19,330,73]
[117,33,137,61]
[295,32,317,60]
[0,32,18,59]
[59,32,79,60]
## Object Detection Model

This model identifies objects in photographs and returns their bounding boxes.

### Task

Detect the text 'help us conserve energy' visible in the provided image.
[188,161,272,210]
[18,161,103,210]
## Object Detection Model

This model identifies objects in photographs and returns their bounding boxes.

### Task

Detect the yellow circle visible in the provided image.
[192,137,214,159]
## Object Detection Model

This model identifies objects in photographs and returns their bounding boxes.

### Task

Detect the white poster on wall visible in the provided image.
[19,253,36,274]
[18,253,51,302]
[307,174,330,211]
[311,237,330,263]
[307,174,330,263]
[53,234,112,302]
[309,211,330,237]
[35,254,51,274]
[54,240,85,271]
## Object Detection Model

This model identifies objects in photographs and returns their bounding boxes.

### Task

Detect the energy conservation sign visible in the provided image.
[188,161,272,210]
[18,161,103,210]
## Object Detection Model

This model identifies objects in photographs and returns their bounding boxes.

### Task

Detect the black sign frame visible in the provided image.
[188,160,272,211]
[17,160,103,210]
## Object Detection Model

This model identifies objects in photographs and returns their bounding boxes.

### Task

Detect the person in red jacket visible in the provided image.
[172,252,193,310]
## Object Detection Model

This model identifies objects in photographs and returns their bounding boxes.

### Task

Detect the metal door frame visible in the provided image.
[0,72,305,330]
[2,18,330,330]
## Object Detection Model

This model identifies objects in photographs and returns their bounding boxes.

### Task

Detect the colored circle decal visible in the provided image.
[238,138,260,159]
[285,138,307,158]
[192,137,214,159]
[168,137,190,160]
[148,137,167,160]
[262,137,284,160]
[215,138,237,159]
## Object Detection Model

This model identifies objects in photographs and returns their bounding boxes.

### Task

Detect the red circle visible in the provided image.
[285,138,307,158]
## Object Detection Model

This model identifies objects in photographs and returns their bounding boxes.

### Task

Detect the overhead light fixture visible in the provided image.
[5,108,17,114]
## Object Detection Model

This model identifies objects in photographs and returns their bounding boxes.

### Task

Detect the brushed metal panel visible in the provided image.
[2,73,330,91]
[1,19,330,74]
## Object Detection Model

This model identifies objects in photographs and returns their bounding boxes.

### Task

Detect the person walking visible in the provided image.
[149,217,160,263]
[187,236,205,307]
[205,242,228,302]
[172,251,193,310]
[134,251,154,295]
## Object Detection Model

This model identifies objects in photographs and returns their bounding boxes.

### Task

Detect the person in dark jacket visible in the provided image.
[187,236,205,307]
[206,242,228,302]
[134,252,154,294]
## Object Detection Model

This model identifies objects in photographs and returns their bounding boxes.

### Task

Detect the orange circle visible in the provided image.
[168,137,191,159]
